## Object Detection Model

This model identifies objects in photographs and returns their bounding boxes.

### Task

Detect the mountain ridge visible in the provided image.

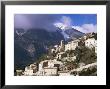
[14,27,84,70]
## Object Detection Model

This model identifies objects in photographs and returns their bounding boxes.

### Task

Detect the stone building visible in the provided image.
[56,52,65,59]
[24,63,37,76]
[16,70,23,76]
[58,70,70,76]
[59,40,65,52]
[43,67,58,76]
[24,66,34,76]
[51,40,65,53]
[85,38,97,49]
[65,39,79,51]
[38,60,63,72]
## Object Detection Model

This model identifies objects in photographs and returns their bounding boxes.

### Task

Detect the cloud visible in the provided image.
[72,24,97,33]
[54,16,73,30]
[14,15,32,30]
[14,14,59,32]
[60,16,72,27]
[82,24,97,33]
[15,14,97,33]
[54,16,97,33]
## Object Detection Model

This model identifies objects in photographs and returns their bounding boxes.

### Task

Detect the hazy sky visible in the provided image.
[14,14,97,33]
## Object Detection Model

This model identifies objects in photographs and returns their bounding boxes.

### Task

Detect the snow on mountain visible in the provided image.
[54,22,71,40]
[15,28,26,36]
[54,22,72,30]
[54,22,84,40]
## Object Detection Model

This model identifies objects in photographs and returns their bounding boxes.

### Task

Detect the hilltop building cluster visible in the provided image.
[16,33,97,76]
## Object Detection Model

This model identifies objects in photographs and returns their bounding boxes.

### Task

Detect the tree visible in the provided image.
[74,46,96,65]
[92,33,97,40]
[79,67,97,76]
[66,50,75,57]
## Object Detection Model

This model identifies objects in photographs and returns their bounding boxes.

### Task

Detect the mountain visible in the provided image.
[14,26,84,70]
[14,28,64,70]
[64,28,85,40]
[54,23,85,40]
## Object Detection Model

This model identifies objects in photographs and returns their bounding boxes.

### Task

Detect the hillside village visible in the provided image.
[16,33,97,76]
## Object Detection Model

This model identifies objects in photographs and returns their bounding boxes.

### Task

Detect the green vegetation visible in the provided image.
[92,33,97,40]
[65,50,75,57]
[79,67,97,76]
[74,46,96,65]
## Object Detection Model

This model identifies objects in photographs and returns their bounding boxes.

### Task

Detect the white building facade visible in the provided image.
[85,38,97,49]
[65,40,79,51]
[24,67,34,76]
[44,67,58,76]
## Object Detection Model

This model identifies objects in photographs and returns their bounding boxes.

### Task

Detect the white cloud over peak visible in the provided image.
[54,22,64,28]
[54,16,97,33]
[54,16,73,30]
[82,24,97,33]
[61,16,72,27]
[54,22,67,30]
